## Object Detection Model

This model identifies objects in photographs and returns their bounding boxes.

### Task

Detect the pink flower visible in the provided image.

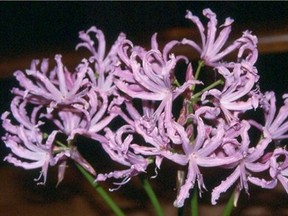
[114,34,201,144]
[1,97,96,184]
[1,98,56,184]
[95,125,149,189]
[182,8,258,67]
[12,56,90,112]
[132,111,189,170]
[250,92,288,140]
[248,147,288,199]
[211,121,272,205]
[269,148,288,193]
[174,108,243,207]
[43,88,117,141]
[76,26,126,92]
[114,34,197,101]
[109,92,189,172]
[202,61,259,123]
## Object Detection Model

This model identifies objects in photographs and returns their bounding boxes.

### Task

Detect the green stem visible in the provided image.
[191,186,198,216]
[195,60,205,80]
[222,192,235,216]
[140,176,164,216]
[192,79,224,100]
[191,60,204,92]
[43,132,67,149]
[76,164,125,216]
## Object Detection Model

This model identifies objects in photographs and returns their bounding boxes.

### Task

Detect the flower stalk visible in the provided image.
[191,186,198,216]
[190,60,204,92]
[76,164,125,216]
[192,79,224,100]
[140,175,164,216]
[222,191,235,216]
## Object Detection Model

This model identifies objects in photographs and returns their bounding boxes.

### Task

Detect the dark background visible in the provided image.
[1,1,288,57]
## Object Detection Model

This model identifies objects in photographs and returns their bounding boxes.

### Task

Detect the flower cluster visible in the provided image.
[2,8,288,208]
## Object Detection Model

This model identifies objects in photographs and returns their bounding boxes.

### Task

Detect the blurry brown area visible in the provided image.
[1,162,288,216]
[1,2,288,216]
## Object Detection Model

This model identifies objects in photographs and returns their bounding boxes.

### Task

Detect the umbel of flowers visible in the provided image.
[2,8,288,209]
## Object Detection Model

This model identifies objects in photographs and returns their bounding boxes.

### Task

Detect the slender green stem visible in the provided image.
[222,192,235,216]
[186,61,204,123]
[191,60,204,92]
[191,186,198,216]
[140,175,164,216]
[192,79,224,100]
[76,164,125,216]
[195,60,205,80]
[43,132,67,149]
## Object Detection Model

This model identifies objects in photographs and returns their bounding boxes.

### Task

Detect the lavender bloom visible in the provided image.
[202,61,259,123]
[114,34,197,102]
[114,35,201,144]
[1,97,95,184]
[247,147,288,201]
[269,148,288,193]
[2,26,128,186]
[12,56,90,112]
[250,92,288,140]
[108,91,189,174]
[174,107,243,207]
[129,103,188,169]
[1,97,56,184]
[76,26,126,92]
[95,125,149,189]
[42,88,117,142]
[211,121,272,205]
[182,8,258,67]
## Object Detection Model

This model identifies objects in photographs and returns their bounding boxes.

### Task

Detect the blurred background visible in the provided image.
[1,2,288,215]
